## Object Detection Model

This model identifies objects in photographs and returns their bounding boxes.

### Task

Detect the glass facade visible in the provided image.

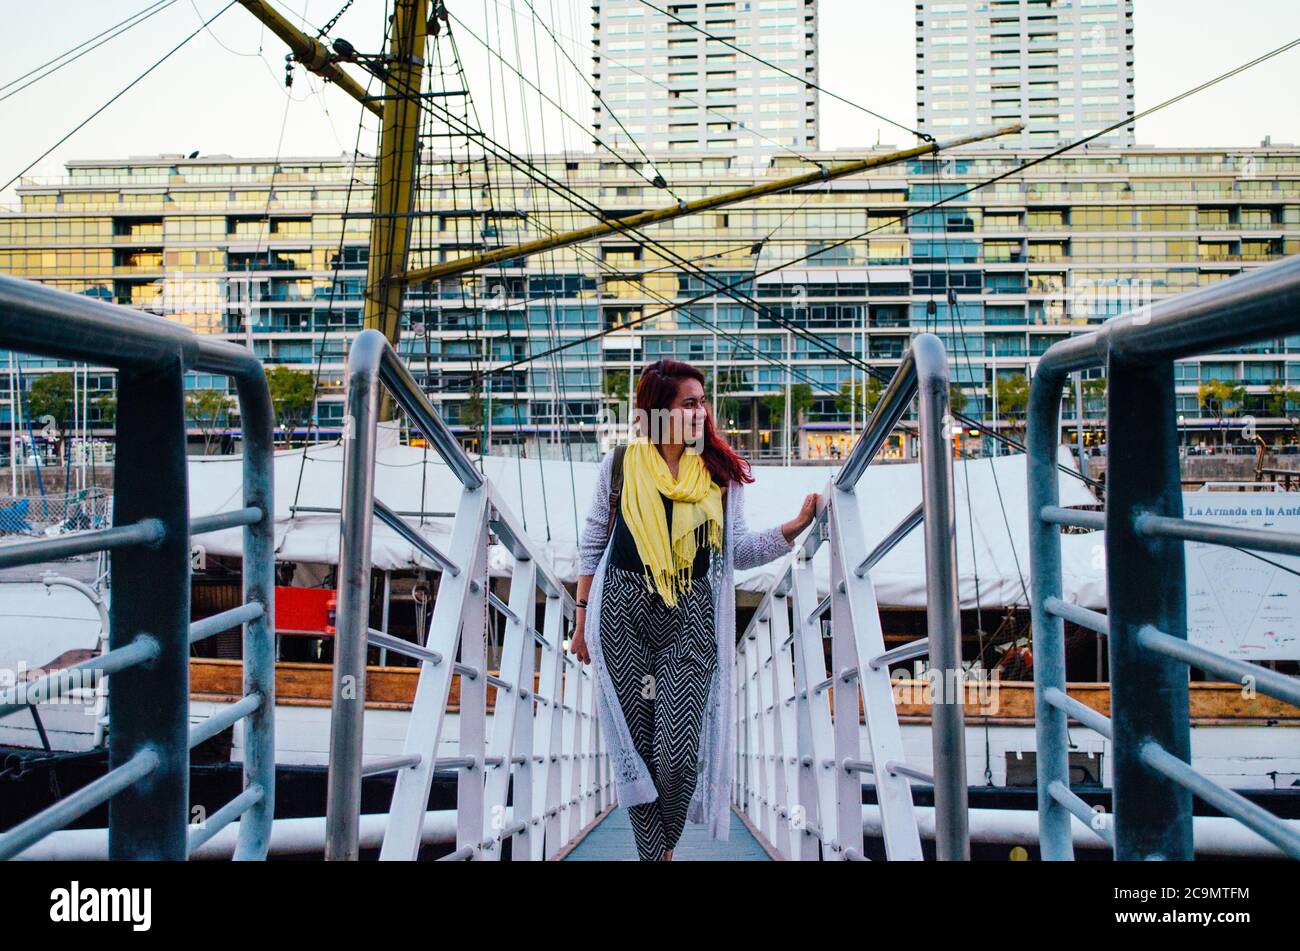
[1,144,1297,458]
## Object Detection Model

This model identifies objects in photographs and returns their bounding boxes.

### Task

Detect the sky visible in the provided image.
[1,0,1298,205]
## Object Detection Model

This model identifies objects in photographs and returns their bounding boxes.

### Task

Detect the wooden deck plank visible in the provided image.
[562,805,773,861]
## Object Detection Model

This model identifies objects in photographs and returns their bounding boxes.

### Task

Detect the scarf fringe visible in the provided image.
[640,517,723,608]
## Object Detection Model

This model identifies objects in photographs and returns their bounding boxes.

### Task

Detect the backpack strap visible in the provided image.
[605,443,628,546]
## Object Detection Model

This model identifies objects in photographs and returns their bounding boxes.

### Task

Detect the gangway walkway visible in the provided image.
[559,805,774,861]
[324,329,969,861]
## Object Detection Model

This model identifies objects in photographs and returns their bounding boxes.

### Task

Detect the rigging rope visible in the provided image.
[1,0,239,194]
[0,0,179,104]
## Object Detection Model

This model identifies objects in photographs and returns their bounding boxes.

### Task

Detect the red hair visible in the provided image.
[634,359,754,486]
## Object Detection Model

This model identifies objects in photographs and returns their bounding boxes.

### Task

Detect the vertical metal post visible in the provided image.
[325,350,382,860]
[1105,356,1192,860]
[479,556,536,860]
[989,342,999,457]
[743,639,759,826]
[378,571,391,666]
[753,613,777,839]
[832,486,922,860]
[8,351,16,497]
[232,365,276,861]
[1073,371,1089,481]
[767,593,797,859]
[455,538,489,858]
[742,633,760,826]
[108,361,190,860]
[535,594,565,859]
[1027,360,1074,859]
[784,330,792,466]
[915,335,969,860]
[560,622,581,843]
[789,553,836,860]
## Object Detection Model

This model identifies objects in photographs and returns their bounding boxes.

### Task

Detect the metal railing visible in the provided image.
[735,333,969,861]
[1028,253,1300,861]
[325,329,601,861]
[0,273,276,861]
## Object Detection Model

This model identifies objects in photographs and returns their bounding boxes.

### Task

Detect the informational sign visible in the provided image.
[1183,492,1300,661]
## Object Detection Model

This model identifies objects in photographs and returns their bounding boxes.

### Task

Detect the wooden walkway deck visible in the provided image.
[559,805,775,861]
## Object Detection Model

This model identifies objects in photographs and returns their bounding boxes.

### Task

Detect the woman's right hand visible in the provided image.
[571,613,591,664]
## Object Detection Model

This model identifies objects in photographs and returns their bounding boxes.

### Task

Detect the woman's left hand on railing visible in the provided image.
[781,493,820,545]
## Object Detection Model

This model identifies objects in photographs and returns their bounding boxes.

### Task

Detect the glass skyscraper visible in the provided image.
[593,0,819,164]
[917,0,1135,149]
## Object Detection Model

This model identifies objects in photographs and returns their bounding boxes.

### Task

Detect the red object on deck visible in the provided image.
[274,586,336,637]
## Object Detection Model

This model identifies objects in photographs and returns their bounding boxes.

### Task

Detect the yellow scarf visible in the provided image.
[621,436,724,607]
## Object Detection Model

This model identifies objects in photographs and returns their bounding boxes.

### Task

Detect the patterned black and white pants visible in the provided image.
[600,564,717,861]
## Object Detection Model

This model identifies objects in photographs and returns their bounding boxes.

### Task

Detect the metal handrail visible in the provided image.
[1028,253,1300,861]
[0,273,275,861]
[735,332,968,861]
[327,329,594,862]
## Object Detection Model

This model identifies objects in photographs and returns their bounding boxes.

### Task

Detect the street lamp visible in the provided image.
[1177,414,1186,459]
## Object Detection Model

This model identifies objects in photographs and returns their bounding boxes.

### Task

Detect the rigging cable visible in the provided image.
[526,0,583,539]
[1,0,239,194]
[444,7,682,197]
[355,31,1300,493]
[288,5,393,513]
[0,0,178,103]
[478,0,534,522]
[520,0,671,189]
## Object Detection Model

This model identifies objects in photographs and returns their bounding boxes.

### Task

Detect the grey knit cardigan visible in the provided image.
[576,449,794,841]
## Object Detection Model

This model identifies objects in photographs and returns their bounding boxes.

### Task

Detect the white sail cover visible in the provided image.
[188,434,1105,610]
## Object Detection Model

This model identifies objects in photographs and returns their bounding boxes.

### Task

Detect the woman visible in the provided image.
[571,359,819,861]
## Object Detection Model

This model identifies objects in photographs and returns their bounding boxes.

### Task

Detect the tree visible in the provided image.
[995,372,1031,444]
[94,395,117,429]
[762,383,814,455]
[459,376,484,431]
[836,375,884,420]
[1082,376,1108,406]
[602,368,630,405]
[602,368,630,433]
[1198,379,1247,449]
[709,368,745,430]
[1266,381,1300,417]
[1061,375,1105,420]
[264,366,315,441]
[948,382,968,416]
[185,388,231,455]
[26,372,75,459]
[1267,381,1300,444]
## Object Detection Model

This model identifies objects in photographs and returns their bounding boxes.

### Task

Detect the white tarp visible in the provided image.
[1183,491,1300,660]
[189,431,1104,610]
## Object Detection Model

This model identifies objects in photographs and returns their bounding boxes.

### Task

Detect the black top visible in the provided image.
[610,492,713,577]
